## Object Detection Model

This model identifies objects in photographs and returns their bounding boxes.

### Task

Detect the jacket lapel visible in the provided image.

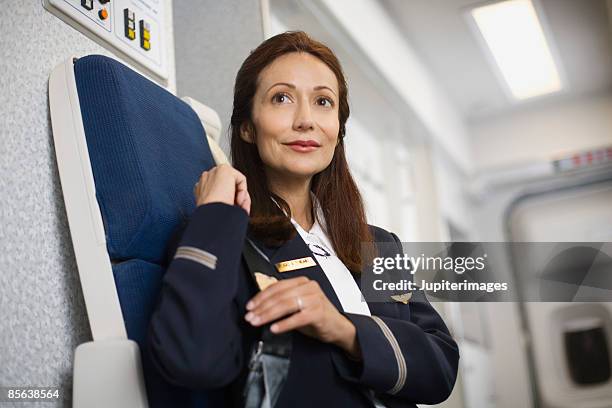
[246,229,344,311]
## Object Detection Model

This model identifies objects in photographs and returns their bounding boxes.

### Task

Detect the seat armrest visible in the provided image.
[73,340,148,408]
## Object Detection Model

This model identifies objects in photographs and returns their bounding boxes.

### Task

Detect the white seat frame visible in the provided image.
[48,56,227,408]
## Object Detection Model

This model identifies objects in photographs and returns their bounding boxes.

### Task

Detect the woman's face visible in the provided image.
[246,52,340,181]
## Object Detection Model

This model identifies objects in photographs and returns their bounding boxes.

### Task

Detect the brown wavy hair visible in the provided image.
[230,31,372,273]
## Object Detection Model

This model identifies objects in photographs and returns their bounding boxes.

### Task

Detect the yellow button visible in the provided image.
[143,39,150,50]
[127,28,135,40]
[143,30,150,40]
[98,9,109,20]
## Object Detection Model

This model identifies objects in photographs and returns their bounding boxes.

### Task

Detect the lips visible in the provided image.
[285,140,321,147]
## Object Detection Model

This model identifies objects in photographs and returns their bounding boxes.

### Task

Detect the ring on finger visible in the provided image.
[296,296,304,312]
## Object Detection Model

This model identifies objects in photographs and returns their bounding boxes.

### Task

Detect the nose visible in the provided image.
[292,99,315,132]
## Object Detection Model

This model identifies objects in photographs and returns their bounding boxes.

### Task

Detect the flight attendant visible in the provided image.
[147,31,459,407]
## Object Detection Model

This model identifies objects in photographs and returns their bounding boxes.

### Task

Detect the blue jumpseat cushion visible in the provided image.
[74,55,215,263]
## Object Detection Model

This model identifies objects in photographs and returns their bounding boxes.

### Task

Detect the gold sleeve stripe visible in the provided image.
[370,315,407,395]
[174,246,217,270]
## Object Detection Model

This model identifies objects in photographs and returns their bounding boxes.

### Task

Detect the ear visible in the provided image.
[240,122,254,143]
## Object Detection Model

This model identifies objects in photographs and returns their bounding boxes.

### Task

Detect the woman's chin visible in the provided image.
[283,164,326,180]
[264,159,329,181]
[288,169,322,179]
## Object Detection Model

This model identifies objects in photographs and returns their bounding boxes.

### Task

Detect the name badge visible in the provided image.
[275,256,316,273]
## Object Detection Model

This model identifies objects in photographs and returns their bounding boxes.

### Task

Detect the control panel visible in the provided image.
[44,0,169,81]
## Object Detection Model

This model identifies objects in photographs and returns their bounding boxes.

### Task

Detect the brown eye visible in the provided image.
[316,97,334,107]
[272,93,291,104]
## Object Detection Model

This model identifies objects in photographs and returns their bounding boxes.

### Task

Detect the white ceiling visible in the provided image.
[380,0,612,123]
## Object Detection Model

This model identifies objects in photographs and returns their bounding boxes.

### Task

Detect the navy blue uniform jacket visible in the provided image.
[147,202,459,407]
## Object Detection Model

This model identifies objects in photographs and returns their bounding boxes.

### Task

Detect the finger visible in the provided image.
[235,189,245,205]
[242,191,251,215]
[194,172,209,201]
[196,172,209,191]
[233,169,248,196]
[251,279,321,315]
[236,188,251,210]
[222,165,246,190]
[245,294,303,326]
[269,302,316,334]
[236,190,251,215]
[253,281,324,318]
[247,277,309,310]
[248,277,309,309]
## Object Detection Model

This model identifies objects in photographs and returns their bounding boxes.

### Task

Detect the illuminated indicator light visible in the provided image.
[139,20,151,50]
[124,8,136,40]
[98,9,109,20]
[557,148,612,172]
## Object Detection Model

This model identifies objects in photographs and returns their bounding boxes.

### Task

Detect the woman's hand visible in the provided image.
[245,277,361,359]
[194,164,251,215]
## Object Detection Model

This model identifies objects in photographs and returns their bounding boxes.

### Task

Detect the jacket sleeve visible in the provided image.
[147,202,249,389]
[331,233,460,405]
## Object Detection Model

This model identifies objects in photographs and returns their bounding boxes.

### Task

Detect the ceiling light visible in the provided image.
[470,0,562,100]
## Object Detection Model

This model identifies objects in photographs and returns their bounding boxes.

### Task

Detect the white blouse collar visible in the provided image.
[269,193,371,316]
